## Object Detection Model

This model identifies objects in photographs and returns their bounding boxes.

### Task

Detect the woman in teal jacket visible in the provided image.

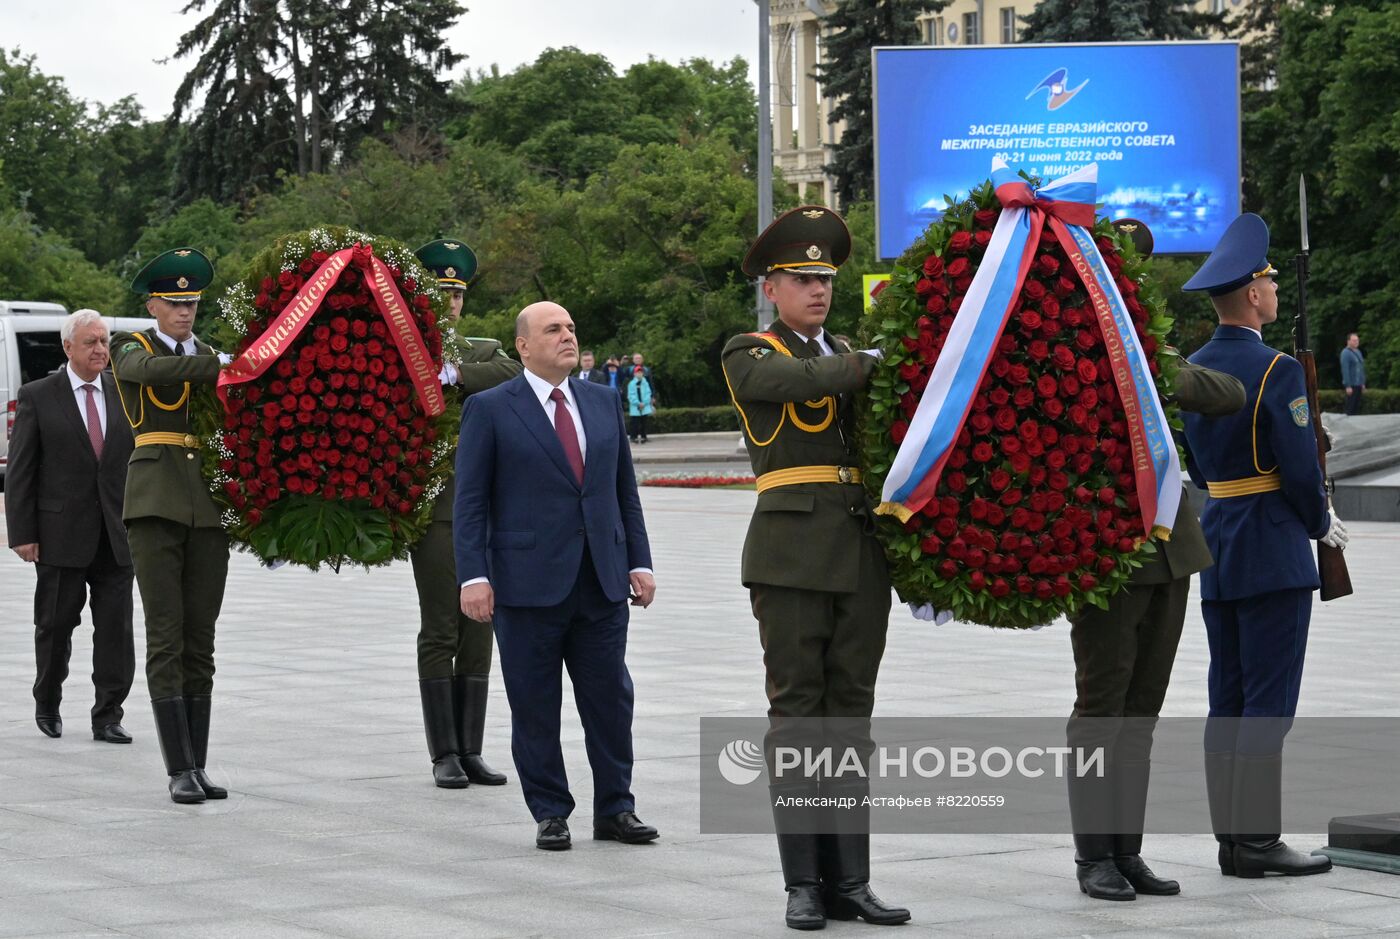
[627,366,654,443]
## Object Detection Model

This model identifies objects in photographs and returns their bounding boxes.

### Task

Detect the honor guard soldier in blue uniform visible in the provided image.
[410,239,521,789]
[1182,213,1349,878]
[723,207,909,930]
[111,248,232,804]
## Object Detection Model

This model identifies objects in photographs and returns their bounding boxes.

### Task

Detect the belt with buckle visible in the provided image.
[134,432,201,449]
[1206,474,1282,498]
[755,465,863,494]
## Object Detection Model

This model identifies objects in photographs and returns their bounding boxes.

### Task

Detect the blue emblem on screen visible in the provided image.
[1026,68,1088,111]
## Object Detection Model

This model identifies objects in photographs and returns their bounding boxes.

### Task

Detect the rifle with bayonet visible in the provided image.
[1294,174,1352,601]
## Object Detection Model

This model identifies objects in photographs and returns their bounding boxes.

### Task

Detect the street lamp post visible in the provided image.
[756,0,775,329]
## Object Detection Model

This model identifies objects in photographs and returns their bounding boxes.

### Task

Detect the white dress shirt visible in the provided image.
[523,367,586,462]
[154,328,196,356]
[66,364,107,437]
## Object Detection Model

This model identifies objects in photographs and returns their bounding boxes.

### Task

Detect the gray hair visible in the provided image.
[62,309,108,344]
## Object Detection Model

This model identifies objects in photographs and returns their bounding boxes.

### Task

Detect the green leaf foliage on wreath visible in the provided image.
[192,226,458,570]
[858,175,1180,628]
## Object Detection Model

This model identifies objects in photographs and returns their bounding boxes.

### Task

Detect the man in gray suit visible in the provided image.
[6,310,136,742]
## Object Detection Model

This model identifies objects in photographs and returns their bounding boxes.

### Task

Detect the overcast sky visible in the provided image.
[1,0,762,119]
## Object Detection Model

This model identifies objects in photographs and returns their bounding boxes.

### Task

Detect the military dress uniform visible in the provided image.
[723,206,908,930]
[1182,213,1339,878]
[410,239,521,789]
[1067,359,1246,900]
[110,247,230,805]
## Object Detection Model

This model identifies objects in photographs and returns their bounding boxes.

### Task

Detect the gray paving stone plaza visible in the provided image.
[2,485,1400,937]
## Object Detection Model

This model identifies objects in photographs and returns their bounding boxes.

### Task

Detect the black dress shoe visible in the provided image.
[462,754,506,786]
[1114,855,1180,895]
[93,723,133,744]
[1232,839,1333,878]
[593,810,659,844]
[1217,841,1235,875]
[168,770,206,804]
[193,768,228,800]
[536,817,571,850]
[785,884,826,930]
[1076,858,1136,900]
[36,715,62,738]
[825,884,911,925]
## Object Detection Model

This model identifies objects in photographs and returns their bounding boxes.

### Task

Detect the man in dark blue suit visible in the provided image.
[454,301,658,851]
[1182,213,1349,879]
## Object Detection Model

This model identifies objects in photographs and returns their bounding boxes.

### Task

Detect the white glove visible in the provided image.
[1320,510,1349,550]
[217,352,234,365]
[437,363,459,386]
[908,602,954,625]
[861,348,884,360]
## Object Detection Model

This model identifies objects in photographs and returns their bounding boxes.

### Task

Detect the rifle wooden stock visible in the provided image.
[1296,346,1353,601]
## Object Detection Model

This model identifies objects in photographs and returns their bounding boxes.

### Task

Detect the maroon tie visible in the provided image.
[82,384,104,460]
[549,388,584,485]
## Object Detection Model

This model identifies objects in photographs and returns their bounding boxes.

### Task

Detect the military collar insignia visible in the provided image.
[806,245,822,260]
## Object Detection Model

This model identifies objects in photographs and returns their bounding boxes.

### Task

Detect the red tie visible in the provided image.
[549,388,584,485]
[82,384,104,460]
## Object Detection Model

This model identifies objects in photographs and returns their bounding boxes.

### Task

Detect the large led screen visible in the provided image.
[873,42,1241,258]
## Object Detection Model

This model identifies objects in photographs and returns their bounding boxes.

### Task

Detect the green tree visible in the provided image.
[0,49,101,246]
[1242,0,1400,387]
[169,0,298,203]
[1020,0,1226,42]
[815,0,947,208]
[86,97,177,267]
[0,209,126,312]
[339,0,466,155]
[463,136,759,405]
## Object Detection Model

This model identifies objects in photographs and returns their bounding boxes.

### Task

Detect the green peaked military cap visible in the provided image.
[1111,218,1154,258]
[741,205,851,278]
[414,238,478,291]
[130,247,215,302]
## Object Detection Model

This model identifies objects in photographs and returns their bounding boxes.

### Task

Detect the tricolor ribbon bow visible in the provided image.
[877,158,1181,544]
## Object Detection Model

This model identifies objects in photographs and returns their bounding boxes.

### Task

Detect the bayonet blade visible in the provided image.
[1299,175,1310,253]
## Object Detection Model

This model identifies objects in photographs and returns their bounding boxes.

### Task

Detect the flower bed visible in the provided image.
[860,178,1180,628]
[195,227,456,569]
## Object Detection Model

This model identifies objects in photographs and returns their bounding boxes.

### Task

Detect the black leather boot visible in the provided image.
[419,678,468,788]
[773,784,825,930]
[151,696,205,804]
[455,674,506,785]
[823,831,912,924]
[1112,760,1178,895]
[1074,834,1135,900]
[1231,753,1332,877]
[1204,750,1235,875]
[184,695,228,799]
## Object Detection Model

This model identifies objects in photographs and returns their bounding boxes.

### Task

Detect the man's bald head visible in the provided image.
[514,301,578,384]
[516,301,570,340]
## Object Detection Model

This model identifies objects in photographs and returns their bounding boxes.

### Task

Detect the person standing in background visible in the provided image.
[1340,333,1365,416]
[410,238,521,789]
[627,366,654,443]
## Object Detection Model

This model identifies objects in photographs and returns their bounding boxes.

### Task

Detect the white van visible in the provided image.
[0,301,153,485]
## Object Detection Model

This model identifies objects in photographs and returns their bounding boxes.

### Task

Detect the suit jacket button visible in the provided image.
[186,452,195,461]
[576,528,585,535]
[848,505,859,515]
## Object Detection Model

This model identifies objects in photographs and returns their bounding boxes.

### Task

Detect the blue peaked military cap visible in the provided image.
[1182,213,1279,296]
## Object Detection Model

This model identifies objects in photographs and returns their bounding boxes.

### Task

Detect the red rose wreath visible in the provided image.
[195,227,457,569]
[859,179,1182,628]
